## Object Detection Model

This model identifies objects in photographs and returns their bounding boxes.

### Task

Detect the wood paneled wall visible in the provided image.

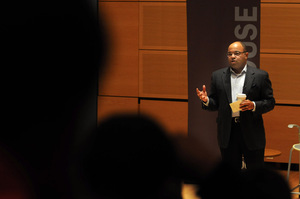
[261,0,300,163]
[98,0,300,163]
[139,2,187,50]
[139,50,187,99]
[98,0,188,135]
[98,2,139,97]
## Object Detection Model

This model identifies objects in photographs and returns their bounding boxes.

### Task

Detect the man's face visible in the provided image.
[227,42,248,72]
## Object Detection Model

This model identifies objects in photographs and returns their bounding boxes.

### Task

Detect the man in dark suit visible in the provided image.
[196,41,275,171]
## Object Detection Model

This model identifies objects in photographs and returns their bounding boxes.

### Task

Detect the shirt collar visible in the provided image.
[230,64,247,76]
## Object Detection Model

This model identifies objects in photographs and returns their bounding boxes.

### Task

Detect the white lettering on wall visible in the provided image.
[235,7,257,21]
[234,6,258,68]
[234,24,257,41]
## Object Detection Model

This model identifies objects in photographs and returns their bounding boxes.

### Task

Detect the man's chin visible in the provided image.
[230,63,236,68]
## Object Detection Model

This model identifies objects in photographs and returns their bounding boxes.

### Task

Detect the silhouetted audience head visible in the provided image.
[239,168,291,199]
[80,114,182,199]
[1,0,106,198]
[198,164,291,199]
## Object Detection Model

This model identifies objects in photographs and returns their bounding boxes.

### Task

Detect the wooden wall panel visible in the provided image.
[139,50,188,99]
[98,2,139,96]
[97,96,139,123]
[264,106,300,163]
[261,4,300,54]
[140,100,188,135]
[139,2,187,50]
[260,54,300,105]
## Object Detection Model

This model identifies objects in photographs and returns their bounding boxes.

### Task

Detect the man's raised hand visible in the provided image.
[196,85,208,103]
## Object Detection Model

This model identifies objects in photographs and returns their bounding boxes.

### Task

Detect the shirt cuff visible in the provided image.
[252,101,256,112]
[203,97,209,106]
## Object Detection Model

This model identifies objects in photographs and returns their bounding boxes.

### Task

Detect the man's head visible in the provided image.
[227,41,249,73]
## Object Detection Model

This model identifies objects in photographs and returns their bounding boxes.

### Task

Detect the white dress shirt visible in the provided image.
[231,65,247,117]
[203,64,256,117]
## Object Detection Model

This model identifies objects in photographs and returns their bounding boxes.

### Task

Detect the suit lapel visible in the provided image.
[222,67,232,103]
[243,66,255,96]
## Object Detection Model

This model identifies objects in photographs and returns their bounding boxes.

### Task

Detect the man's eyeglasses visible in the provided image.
[227,51,247,57]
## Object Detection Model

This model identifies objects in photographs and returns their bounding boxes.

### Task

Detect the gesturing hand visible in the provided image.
[196,85,208,103]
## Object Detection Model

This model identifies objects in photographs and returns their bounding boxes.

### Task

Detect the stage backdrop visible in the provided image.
[187,0,260,154]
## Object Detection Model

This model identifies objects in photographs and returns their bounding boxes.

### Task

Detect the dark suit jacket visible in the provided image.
[202,66,275,150]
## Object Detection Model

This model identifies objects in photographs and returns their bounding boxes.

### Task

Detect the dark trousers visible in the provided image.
[220,119,265,171]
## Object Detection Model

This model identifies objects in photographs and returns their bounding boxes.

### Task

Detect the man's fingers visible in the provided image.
[239,100,254,111]
[196,88,201,97]
[202,85,206,93]
[196,86,208,102]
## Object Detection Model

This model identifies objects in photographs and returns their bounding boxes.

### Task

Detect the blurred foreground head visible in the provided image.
[81,114,181,199]
[1,0,107,198]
